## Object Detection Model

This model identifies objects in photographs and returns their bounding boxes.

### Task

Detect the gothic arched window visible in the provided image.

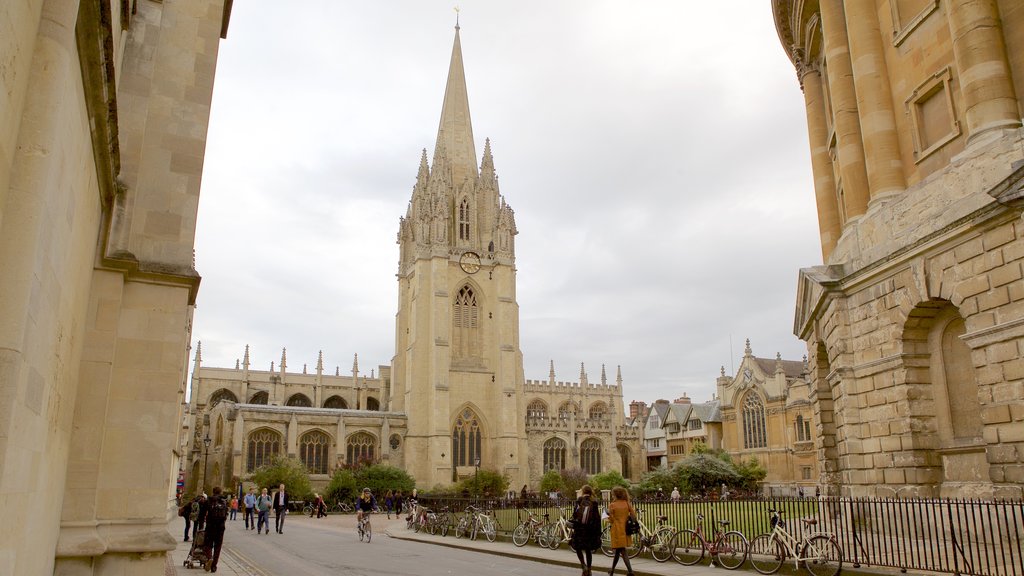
[527,400,548,419]
[452,408,482,468]
[618,444,631,479]
[214,416,224,447]
[458,198,471,241]
[580,438,602,474]
[346,432,376,465]
[588,402,608,421]
[365,397,380,411]
[247,429,281,472]
[558,401,575,420]
[742,393,767,449]
[323,395,348,409]
[300,430,331,474]
[453,285,480,358]
[543,437,566,471]
[209,388,238,407]
[249,391,269,405]
[286,393,312,407]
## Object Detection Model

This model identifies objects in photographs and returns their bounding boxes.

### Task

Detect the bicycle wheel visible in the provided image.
[512,523,530,546]
[626,532,641,558]
[671,529,706,565]
[454,517,468,539]
[483,517,497,542]
[801,535,842,576]
[747,534,785,574]
[537,523,554,548]
[643,526,670,562]
[427,514,438,535]
[714,531,749,570]
[365,520,372,543]
[600,524,614,556]
[440,516,450,537]
[358,520,365,542]
[547,524,562,550]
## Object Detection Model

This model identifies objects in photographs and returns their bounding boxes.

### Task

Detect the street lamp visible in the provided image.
[474,457,480,496]
[202,433,211,493]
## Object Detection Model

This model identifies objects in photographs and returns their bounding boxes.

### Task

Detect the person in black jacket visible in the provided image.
[570,485,602,576]
[203,486,229,573]
[273,483,289,534]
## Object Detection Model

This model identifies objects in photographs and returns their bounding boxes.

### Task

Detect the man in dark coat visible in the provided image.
[203,486,229,573]
[571,485,602,576]
[273,483,289,534]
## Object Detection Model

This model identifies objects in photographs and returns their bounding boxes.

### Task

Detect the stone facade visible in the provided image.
[717,342,819,494]
[774,1,1024,498]
[184,26,641,493]
[662,396,723,467]
[0,1,228,574]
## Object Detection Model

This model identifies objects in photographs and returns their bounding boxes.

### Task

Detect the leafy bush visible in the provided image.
[589,470,630,492]
[559,468,590,496]
[538,470,564,494]
[638,465,678,496]
[353,464,416,497]
[676,453,742,494]
[733,457,767,491]
[325,469,357,506]
[248,456,312,500]
[454,468,509,497]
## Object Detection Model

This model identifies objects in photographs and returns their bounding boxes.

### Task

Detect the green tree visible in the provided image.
[353,464,416,497]
[675,454,741,495]
[638,465,678,496]
[324,468,357,506]
[455,469,509,497]
[249,456,312,500]
[589,470,629,492]
[538,470,564,494]
[559,468,589,496]
[733,457,767,491]
[690,441,710,455]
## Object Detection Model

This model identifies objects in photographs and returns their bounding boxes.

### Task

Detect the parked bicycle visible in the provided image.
[333,500,353,514]
[600,509,675,560]
[747,509,842,576]
[511,511,550,547]
[670,513,748,569]
[538,510,575,550]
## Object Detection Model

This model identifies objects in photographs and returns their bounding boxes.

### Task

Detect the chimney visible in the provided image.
[629,400,647,419]
[674,393,691,405]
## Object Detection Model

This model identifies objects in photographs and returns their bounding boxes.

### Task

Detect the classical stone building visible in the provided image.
[717,341,819,494]
[0,1,229,574]
[184,24,640,492]
[774,1,1024,498]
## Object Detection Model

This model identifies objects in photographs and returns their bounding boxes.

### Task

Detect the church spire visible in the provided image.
[435,24,477,186]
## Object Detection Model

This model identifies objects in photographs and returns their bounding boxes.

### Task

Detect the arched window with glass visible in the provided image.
[617,444,631,479]
[209,388,238,407]
[742,393,767,449]
[286,393,312,407]
[558,401,575,420]
[527,399,548,419]
[300,430,331,474]
[588,402,608,421]
[346,432,376,465]
[453,285,480,358]
[249,391,269,405]
[458,198,471,241]
[323,395,348,409]
[580,438,602,474]
[365,397,380,411]
[452,408,482,468]
[247,428,282,472]
[543,437,566,471]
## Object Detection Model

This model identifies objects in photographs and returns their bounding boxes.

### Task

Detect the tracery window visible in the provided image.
[247,429,281,472]
[580,438,602,474]
[452,408,482,467]
[458,198,471,241]
[286,393,312,407]
[795,414,811,442]
[215,416,224,447]
[588,402,608,421]
[543,437,566,471]
[323,395,348,409]
[527,400,548,419]
[365,397,380,411]
[209,389,238,407]
[742,393,767,449]
[618,444,631,479]
[249,391,269,405]
[346,432,375,464]
[300,430,330,474]
[558,401,575,420]
[453,285,480,358]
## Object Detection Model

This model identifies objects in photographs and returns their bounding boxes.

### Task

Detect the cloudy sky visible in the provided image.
[193,1,823,407]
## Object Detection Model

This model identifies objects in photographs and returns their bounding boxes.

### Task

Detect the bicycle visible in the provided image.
[333,501,353,514]
[600,509,675,561]
[538,511,576,550]
[426,506,452,536]
[357,513,372,543]
[461,505,497,542]
[670,513,748,569]
[747,509,842,576]
[511,511,549,547]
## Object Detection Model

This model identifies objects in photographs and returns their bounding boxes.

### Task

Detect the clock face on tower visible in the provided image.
[459,251,481,274]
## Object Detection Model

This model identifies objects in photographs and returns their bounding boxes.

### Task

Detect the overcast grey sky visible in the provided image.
[193,1,822,407]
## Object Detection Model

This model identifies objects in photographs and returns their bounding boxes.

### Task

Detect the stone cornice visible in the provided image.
[56,521,176,558]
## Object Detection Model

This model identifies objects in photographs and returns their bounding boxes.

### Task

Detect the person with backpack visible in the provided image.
[202,486,229,573]
[571,485,602,576]
[256,487,273,534]
[179,494,200,542]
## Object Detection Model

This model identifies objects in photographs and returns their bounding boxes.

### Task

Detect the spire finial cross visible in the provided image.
[454,6,460,29]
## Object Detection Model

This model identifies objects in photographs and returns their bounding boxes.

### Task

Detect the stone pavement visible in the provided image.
[165,515,931,576]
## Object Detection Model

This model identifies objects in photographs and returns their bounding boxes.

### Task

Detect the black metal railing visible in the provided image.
[406,495,1023,576]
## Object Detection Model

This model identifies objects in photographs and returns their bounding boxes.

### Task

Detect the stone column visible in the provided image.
[843,0,906,203]
[818,0,870,220]
[336,416,346,467]
[799,61,841,260]
[288,414,298,457]
[947,0,1021,143]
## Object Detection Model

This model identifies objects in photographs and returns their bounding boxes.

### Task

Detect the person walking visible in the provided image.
[203,486,230,573]
[571,485,602,576]
[256,487,272,534]
[181,494,202,542]
[229,494,239,521]
[606,486,635,576]
[273,483,289,534]
[670,487,680,503]
[243,487,256,530]
[384,490,394,519]
[394,490,404,516]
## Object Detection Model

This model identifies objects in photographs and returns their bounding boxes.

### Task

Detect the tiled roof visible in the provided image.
[753,357,805,379]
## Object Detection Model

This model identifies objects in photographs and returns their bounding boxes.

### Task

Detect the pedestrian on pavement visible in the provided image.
[229,494,239,520]
[571,484,602,576]
[394,490,404,516]
[670,487,680,503]
[273,483,289,534]
[180,494,201,542]
[385,490,394,519]
[606,486,635,576]
[243,487,256,530]
[203,486,230,573]
[256,487,272,534]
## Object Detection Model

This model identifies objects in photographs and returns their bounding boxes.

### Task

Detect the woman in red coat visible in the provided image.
[606,486,635,575]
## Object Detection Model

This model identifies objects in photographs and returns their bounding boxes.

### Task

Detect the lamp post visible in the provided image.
[202,433,211,493]
[474,457,480,495]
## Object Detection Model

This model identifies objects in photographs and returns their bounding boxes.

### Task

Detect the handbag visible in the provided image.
[625,514,640,536]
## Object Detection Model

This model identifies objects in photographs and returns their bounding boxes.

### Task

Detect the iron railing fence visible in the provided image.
[407,495,1023,576]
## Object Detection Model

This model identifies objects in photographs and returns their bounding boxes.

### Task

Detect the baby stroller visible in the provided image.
[183,529,210,569]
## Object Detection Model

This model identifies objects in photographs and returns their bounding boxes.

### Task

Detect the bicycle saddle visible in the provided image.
[801,518,818,525]
[717,520,730,526]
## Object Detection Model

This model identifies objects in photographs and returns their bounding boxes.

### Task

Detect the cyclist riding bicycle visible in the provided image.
[356,488,377,523]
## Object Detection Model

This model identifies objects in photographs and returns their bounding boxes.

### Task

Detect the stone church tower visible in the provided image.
[392,25,530,487]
